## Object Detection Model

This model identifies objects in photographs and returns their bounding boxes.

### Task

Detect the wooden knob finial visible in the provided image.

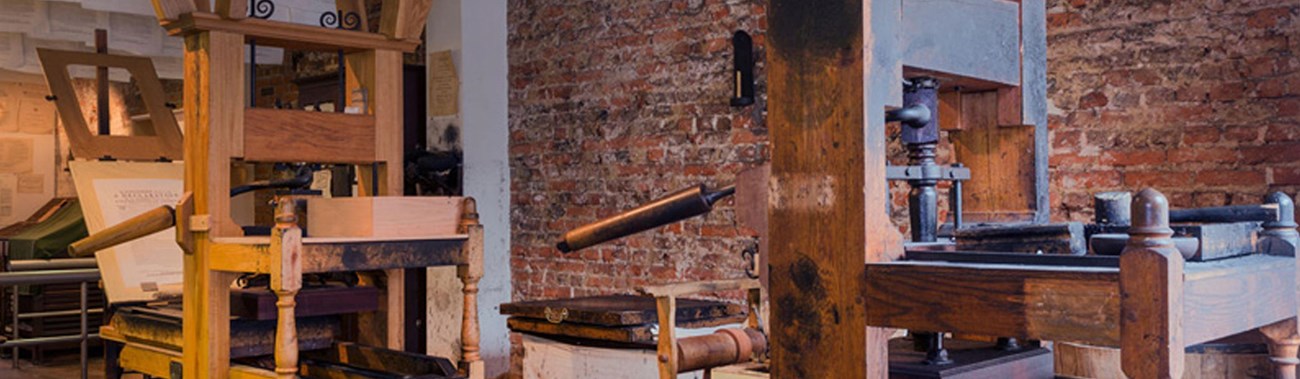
[1129,188,1172,238]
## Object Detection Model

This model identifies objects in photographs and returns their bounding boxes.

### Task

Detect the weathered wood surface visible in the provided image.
[1120,188,1184,379]
[1170,204,1279,224]
[379,0,434,41]
[1172,222,1261,261]
[106,308,337,359]
[865,261,1120,346]
[954,222,1085,255]
[506,317,657,344]
[500,295,745,327]
[1183,255,1296,346]
[766,0,892,377]
[1055,340,1274,379]
[242,109,377,163]
[950,92,1037,223]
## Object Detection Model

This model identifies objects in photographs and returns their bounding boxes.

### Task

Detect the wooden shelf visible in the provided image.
[162,12,419,53]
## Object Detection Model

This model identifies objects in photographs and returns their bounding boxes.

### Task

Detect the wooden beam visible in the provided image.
[242,108,377,163]
[766,0,892,377]
[379,0,434,41]
[865,261,1120,346]
[163,13,420,53]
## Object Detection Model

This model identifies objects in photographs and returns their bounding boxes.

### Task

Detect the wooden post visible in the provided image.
[457,198,485,379]
[269,199,303,379]
[1119,188,1184,379]
[181,28,244,379]
[766,0,892,377]
[655,295,678,379]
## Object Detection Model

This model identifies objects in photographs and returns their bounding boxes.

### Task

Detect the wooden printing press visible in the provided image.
[32,2,486,378]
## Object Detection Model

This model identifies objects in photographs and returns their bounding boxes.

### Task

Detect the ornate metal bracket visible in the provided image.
[248,0,275,19]
[320,10,362,31]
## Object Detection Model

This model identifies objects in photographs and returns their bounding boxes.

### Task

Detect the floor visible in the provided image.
[0,353,142,379]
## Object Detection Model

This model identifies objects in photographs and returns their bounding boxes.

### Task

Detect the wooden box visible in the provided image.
[305,196,463,238]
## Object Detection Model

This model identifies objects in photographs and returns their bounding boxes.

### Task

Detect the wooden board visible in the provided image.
[1171,222,1258,262]
[242,108,377,164]
[305,196,463,238]
[865,261,1121,346]
[951,91,1036,223]
[500,295,745,327]
[379,0,434,41]
[1182,255,1296,346]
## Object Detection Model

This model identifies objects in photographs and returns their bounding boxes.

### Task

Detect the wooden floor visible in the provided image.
[0,353,143,379]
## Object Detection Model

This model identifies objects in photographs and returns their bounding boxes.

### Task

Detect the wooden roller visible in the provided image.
[676,328,767,373]
[68,205,175,257]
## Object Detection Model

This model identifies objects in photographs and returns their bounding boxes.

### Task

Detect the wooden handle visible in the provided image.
[68,205,175,257]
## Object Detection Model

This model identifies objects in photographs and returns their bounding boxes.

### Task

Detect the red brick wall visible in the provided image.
[1046,0,1300,221]
[508,0,768,302]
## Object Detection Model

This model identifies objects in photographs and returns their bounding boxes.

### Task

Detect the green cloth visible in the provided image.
[6,200,87,260]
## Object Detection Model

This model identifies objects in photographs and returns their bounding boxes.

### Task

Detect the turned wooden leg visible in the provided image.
[457,198,484,379]
[1119,189,1184,379]
[1262,319,1300,379]
[270,199,303,379]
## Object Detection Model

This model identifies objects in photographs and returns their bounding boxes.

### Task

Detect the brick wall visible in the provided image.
[508,0,768,301]
[1046,0,1300,221]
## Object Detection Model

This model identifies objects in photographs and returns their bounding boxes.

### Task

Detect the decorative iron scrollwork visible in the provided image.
[543,307,568,324]
[320,10,362,31]
[248,0,275,19]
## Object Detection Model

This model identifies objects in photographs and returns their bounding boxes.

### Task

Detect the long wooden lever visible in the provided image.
[68,205,176,257]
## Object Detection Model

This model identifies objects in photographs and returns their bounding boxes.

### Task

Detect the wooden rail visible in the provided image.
[68,206,175,257]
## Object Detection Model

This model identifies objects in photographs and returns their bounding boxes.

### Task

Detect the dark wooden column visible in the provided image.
[766,0,894,377]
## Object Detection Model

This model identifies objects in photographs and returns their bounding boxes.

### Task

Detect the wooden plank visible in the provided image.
[901,0,1020,86]
[163,13,420,53]
[1182,255,1296,346]
[766,0,887,377]
[938,90,962,131]
[499,295,746,327]
[379,0,434,41]
[304,197,463,238]
[299,238,467,273]
[230,286,381,320]
[1172,222,1258,261]
[865,261,1120,346]
[242,108,376,163]
[1022,0,1050,223]
[1119,189,1185,378]
[372,49,404,196]
[951,92,1035,222]
[506,317,656,344]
